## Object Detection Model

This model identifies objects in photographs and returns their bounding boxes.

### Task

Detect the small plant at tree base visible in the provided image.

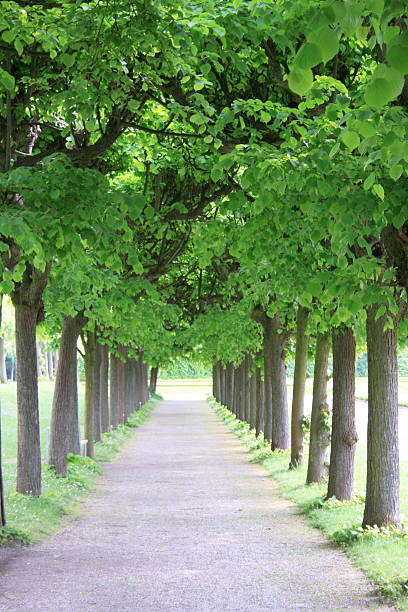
[332,522,408,546]
[0,526,31,545]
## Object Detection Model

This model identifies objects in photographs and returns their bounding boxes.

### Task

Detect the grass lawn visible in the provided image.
[211,401,408,610]
[0,381,156,543]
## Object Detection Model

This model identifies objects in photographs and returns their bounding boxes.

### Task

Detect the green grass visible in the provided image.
[210,399,408,610]
[0,381,157,544]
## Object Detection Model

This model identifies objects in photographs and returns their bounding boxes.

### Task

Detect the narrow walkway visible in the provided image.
[1,401,390,611]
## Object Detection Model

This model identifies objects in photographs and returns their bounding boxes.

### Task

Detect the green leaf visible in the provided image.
[364,78,393,109]
[366,0,384,16]
[194,80,205,91]
[288,68,313,96]
[309,27,339,63]
[363,172,376,190]
[374,64,404,97]
[375,304,386,321]
[0,69,15,92]
[1,30,15,44]
[14,39,24,56]
[61,53,76,68]
[365,64,404,108]
[341,130,360,150]
[329,142,340,158]
[260,110,271,123]
[190,113,205,125]
[0,279,14,294]
[387,32,408,74]
[372,183,384,200]
[210,166,223,182]
[294,42,322,70]
[389,164,403,181]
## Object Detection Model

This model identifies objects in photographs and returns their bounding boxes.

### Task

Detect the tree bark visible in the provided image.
[327,326,357,500]
[0,338,7,383]
[149,365,159,394]
[263,317,273,442]
[236,362,245,420]
[49,313,86,476]
[307,333,331,484]
[100,343,110,433]
[244,355,251,424]
[13,302,42,495]
[125,357,134,418]
[363,304,400,527]
[226,362,234,412]
[212,363,220,402]
[219,365,225,405]
[249,366,257,430]
[270,314,289,451]
[255,365,264,437]
[84,331,96,458]
[116,354,126,424]
[290,306,310,469]
[47,351,53,380]
[92,341,102,441]
[109,352,119,428]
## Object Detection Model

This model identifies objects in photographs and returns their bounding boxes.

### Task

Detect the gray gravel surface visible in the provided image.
[0,400,392,611]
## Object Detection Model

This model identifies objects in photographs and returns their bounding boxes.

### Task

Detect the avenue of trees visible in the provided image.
[0,0,407,532]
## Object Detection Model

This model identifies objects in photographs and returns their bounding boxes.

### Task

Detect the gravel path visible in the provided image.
[0,399,391,611]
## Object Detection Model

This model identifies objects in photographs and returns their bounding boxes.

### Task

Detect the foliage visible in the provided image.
[159,359,211,379]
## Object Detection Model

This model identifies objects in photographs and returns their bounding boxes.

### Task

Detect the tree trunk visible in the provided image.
[0,338,7,383]
[244,355,251,424]
[93,341,102,442]
[363,304,400,527]
[84,332,96,458]
[13,302,42,495]
[255,365,264,437]
[139,355,148,405]
[306,333,331,484]
[47,351,53,380]
[327,326,357,500]
[270,314,289,451]
[263,318,273,442]
[226,362,234,412]
[249,367,257,430]
[238,361,245,421]
[138,355,147,406]
[100,343,110,434]
[125,358,134,418]
[220,365,226,405]
[43,350,50,381]
[212,363,219,401]
[109,352,119,428]
[290,306,310,469]
[49,314,86,476]
[149,365,159,394]
[116,355,126,424]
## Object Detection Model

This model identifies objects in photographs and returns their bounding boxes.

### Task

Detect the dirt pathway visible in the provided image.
[0,400,390,611]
